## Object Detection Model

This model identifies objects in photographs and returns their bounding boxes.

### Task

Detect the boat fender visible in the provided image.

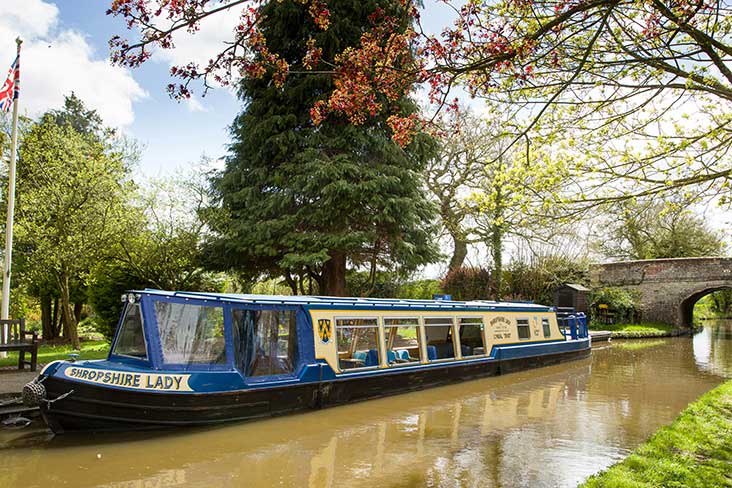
[22,380,46,407]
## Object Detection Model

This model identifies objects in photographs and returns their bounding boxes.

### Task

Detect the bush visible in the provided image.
[346,271,403,297]
[589,287,639,324]
[397,279,442,299]
[441,267,494,301]
[87,265,149,341]
[503,255,590,305]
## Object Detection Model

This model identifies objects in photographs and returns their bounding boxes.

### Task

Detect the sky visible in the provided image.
[0,0,245,178]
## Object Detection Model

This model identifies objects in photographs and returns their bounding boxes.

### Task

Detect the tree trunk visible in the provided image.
[58,272,80,348]
[491,225,503,301]
[322,250,347,296]
[283,272,298,295]
[41,295,53,341]
[448,235,468,272]
[74,302,83,324]
[52,298,62,338]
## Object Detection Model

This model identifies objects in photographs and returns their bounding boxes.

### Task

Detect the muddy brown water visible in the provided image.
[1,322,731,488]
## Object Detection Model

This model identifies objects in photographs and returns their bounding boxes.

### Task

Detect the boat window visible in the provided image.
[154,301,227,365]
[112,303,147,359]
[517,318,531,340]
[459,317,485,356]
[542,318,552,338]
[384,317,421,365]
[423,317,456,361]
[336,318,380,372]
[231,309,298,377]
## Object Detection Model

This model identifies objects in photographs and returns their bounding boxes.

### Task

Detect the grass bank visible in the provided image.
[581,380,732,488]
[0,340,109,368]
[589,322,681,338]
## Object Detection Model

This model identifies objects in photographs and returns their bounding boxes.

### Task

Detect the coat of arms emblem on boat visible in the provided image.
[318,319,332,343]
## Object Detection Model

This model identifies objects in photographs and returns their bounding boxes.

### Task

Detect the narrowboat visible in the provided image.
[23,290,590,433]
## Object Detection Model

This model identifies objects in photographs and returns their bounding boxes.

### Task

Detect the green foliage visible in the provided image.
[397,279,442,300]
[440,267,494,301]
[86,167,225,341]
[590,287,640,324]
[709,290,732,316]
[14,95,135,347]
[250,279,294,296]
[580,380,732,488]
[345,271,402,298]
[208,0,439,295]
[86,264,149,341]
[598,199,725,260]
[503,255,590,305]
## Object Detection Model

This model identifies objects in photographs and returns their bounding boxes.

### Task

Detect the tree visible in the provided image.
[110,1,732,206]
[15,97,134,347]
[425,109,491,272]
[89,166,225,340]
[596,199,725,260]
[206,0,439,296]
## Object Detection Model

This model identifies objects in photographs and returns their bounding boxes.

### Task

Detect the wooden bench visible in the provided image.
[0,319,38,371]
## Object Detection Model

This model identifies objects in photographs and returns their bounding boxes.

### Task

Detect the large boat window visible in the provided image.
[423,317,456,361]
[336,318,380,371]
[155,301,226,365]
[517,318,531,340]
[459,317,485,356]
[384,317,421,365]
[112,303,147,359]
[232,309,298,377]
[542,318,552,338]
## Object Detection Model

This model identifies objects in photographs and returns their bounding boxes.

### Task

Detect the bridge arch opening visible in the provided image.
[680,287,732,327]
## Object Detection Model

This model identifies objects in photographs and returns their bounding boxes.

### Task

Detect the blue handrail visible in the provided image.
[558,312,588,340]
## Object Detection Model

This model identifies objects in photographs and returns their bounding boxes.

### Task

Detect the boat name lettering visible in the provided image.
[64,367,193,391]
[490,316,512,337]
[489,316,511,326]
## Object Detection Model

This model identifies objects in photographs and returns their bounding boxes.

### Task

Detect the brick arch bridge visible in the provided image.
[590,257,732,328]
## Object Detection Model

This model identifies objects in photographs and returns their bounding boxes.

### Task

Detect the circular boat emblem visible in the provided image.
[318,319,332,344]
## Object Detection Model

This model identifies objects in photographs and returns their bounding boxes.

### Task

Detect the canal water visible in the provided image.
[1,322,731,488]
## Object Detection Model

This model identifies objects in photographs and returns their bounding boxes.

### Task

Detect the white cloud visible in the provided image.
[185,97,207,113]
[0,0,146,128]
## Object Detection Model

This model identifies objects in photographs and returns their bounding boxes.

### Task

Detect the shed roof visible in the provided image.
[558,283,591,292]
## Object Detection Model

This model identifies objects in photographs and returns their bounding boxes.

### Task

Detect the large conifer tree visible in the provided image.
[210,0,438,296]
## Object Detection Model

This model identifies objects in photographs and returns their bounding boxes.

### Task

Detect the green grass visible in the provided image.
[581,380,732,488]
[589,322,678,338]
[0,340,110,368]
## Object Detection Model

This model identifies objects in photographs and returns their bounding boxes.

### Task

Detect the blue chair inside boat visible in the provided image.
[431,342,454,359]
[365,349,379,367]
[395,349,410,361]
[365,349,397,366]
[427,345,437,360]
[353,351,367,363]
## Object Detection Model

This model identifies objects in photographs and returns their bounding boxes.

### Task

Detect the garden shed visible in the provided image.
[554,283,590,314]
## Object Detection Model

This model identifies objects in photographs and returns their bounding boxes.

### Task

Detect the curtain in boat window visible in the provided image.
[154,301,226,365]
[232,309,298,377]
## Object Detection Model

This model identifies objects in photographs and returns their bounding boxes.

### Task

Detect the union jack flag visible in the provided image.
[0,55,19,113]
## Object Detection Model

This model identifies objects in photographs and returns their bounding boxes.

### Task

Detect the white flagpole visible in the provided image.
[1,38,21,356]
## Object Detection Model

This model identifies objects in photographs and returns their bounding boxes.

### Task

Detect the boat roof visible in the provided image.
[133,289,554,312]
